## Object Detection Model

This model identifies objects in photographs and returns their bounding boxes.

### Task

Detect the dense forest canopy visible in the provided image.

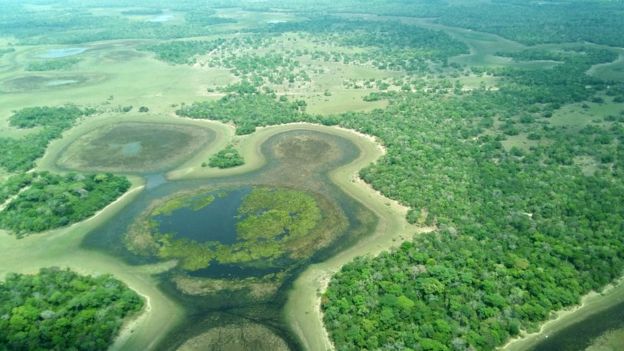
[0,268,144,351]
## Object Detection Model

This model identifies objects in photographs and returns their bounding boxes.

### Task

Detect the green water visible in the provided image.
[78,129,378,350]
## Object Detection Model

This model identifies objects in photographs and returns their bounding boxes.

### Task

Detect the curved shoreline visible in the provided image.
[36,112,232,176]
[502,278,624,351]
[0,177,184,351]
[168,121,432,350]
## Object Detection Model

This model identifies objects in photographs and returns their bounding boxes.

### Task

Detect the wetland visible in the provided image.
[2,2,624,350]
[67,124,379,350]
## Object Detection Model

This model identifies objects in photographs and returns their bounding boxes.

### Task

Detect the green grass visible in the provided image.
[550,100,624,128]
[0,41,235,128]
[586,329,624,351]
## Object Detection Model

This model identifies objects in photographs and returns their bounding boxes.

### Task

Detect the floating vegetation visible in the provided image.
[126,186,346,272]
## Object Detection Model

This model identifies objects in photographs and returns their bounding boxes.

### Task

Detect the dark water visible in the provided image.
[79,129,378,351]
[531,299,624,351]
[155,187,251,245]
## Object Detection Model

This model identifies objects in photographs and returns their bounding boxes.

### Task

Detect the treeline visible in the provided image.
[263,17,469,72]
[176,93,307,135]
[140,39,225,64]
[0,105,93,172]
[0,47,15,58]
[436,1,624,46]
[495,47,618,105]
[0,267,143,351]
[0,4,234,45]
[177,43,624,350]
[320,79,624,349]
[0,172,130,235]
[211,53,310,85]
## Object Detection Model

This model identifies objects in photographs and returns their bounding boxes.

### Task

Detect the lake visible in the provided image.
[154,187,251,245]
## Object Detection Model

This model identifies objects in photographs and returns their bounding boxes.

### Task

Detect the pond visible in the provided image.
[77,129,379,350]
[56,122,216,173]
[38,47,87,59]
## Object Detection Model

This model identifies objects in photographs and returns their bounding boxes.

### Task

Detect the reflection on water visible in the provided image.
[149,14,174,22]
[145,174,167,190]
[120,141,142,157]
[45,79,79,87]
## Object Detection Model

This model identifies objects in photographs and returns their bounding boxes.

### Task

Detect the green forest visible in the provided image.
[0,268,143,351]
[0,105,93,172]
[206,144,245,168]
[0,172,130,235]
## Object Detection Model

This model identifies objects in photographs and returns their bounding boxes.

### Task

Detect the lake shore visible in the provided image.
[502,277,624,351]
[0,176,185,351]
[170,121,431,350]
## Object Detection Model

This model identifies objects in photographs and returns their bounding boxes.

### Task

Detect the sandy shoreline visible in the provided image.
[111,291,152,351]
[271,123,433,351]
[502,278,624,350]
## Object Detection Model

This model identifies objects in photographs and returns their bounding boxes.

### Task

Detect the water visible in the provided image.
[120,141,142,156]
[81,129,378,351]
[145,174,167,190]
[188,262,283,279]
[531,300,624,351]
[38,47,87,59]
[155,187,251,245]
[148,14,173,22]
[45,79,78,87]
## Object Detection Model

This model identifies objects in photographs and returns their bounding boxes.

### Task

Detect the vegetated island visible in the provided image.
[204,144,245,168]
[0,267,144,351]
